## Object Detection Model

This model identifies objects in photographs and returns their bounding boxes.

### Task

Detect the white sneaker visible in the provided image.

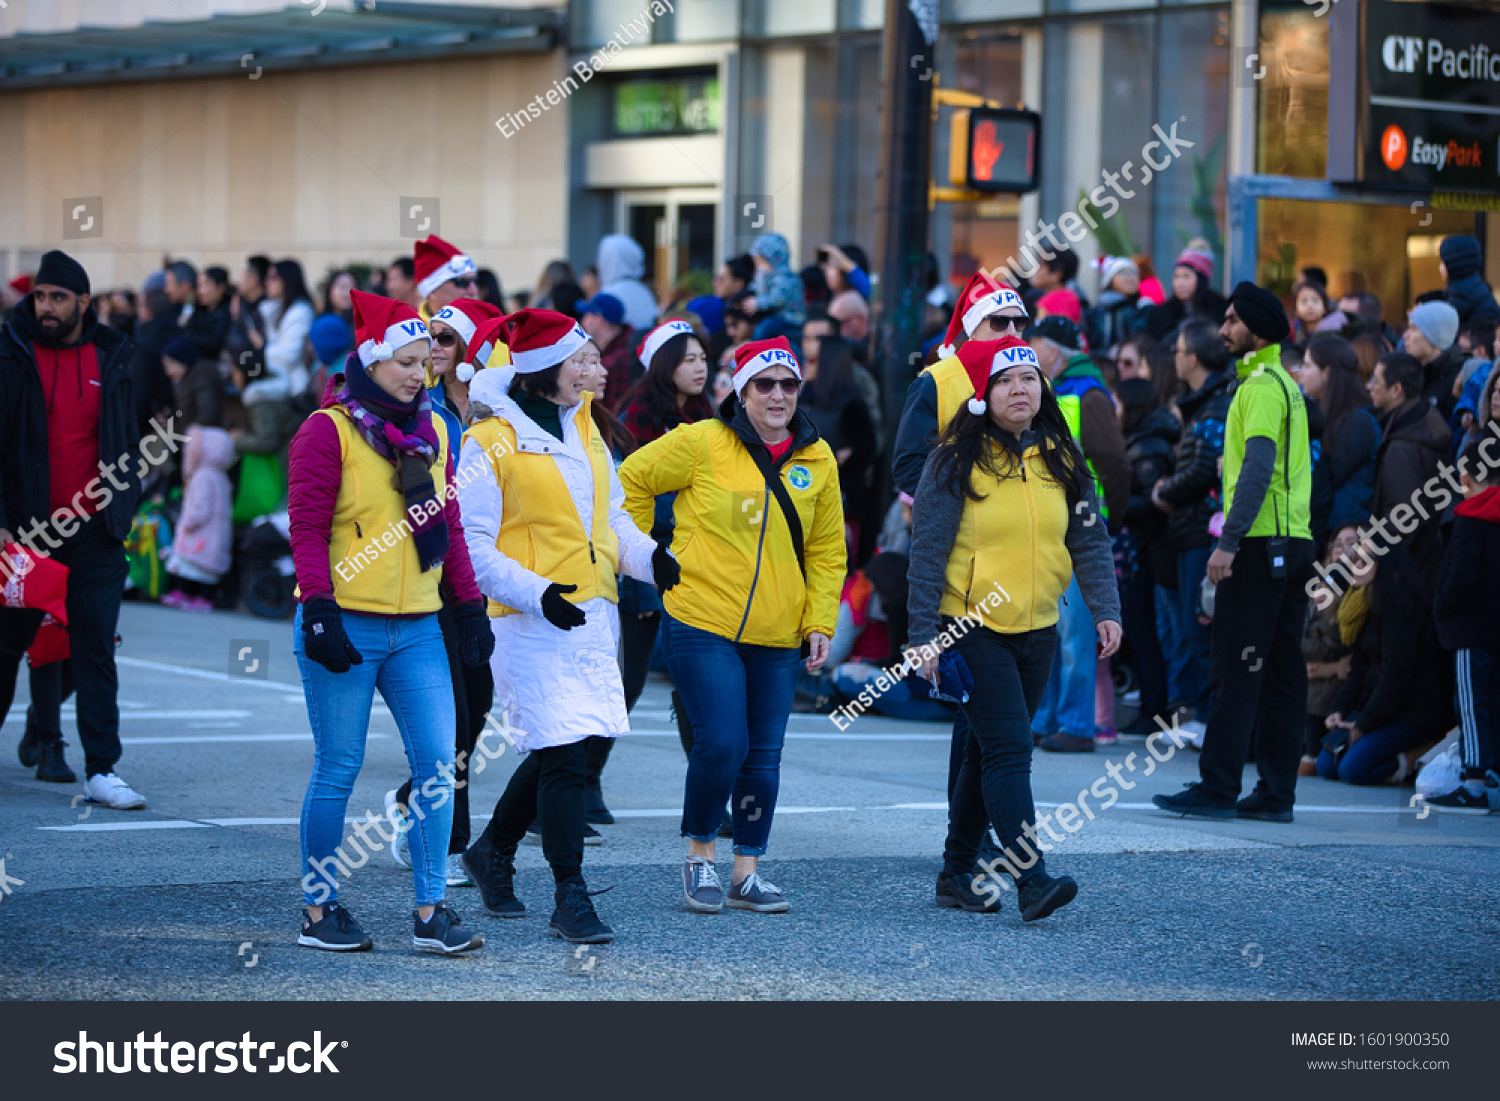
[83,772,147,810]
[384,789,411,869]
[446,853,473,887]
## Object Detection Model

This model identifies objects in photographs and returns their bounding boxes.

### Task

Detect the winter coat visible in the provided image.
[234,395,300,459]
[286,375,481,615]
[175,359,224,429]
[185,299,231,360]
[1422,345,1467,423]
[1145,291,1228,342]
[1324,405,1381,533]
[170,426,235,579]
[1086,290,1150,353]
[1054,354,1131,530]
[457,370,658,752]
[1433,485,1500,651]
[619,395,844,650]
[750,234,807,329]
[1155,369,1233,551]
[1445,272,1500,325]
[1301,592,1349,716]
[0,298,142,543]
[1330,550,1449,736]
[251,298,314,405]
[1124,405,1180,582]
[1371,398,1452,576]
[597,235,659,332]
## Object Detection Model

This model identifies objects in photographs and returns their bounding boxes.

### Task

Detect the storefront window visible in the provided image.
[1151,8,1230,266]
[1256,4,1328,178]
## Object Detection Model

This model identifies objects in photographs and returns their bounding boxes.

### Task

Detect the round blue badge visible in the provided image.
[787,464,812,490]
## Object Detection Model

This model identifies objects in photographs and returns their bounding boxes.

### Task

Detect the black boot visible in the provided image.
[549,876,614,944]
[17,706,40,769]
[583,736,615,825]
[462,832,525,918]
[35,737,77,784]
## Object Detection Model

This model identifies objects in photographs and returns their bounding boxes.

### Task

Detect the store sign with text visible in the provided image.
[612,74,720,137]
[1329,0,1500,191]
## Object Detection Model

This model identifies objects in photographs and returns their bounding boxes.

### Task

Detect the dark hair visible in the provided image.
[800,265,830,308]
[203,265,230,290]
[1305,334,1372,439]
[1352,333,1390,382]
[1354,292,1384,326]
[271,259,311,308]
[1466,317,1496,360]
[725,254,755,287]
[167,260,197,286]
[839,243,871,274]
[1090,352,1119,390]
[321,268,355,312]
[550,281,585,320]
[1292,278,1333,320]
[1461,438,1494,484]
[144,288,171,319]
[625,331,705,429]
[1377,351,1424,402]
[476,268,505,310]
[1143,342,1177,406]
[246,255,272,285]
[1042,248,1079,285]
[930,369,1092,505]
[590,401,635,458]
[1178,319,1229,373]
[1117,377,1161,436]
[390,256,415,280]
[805,336,862,412]
[1415,289,1447,305]
[803,311,838,337]
[510,365,561,402]
[506,366,633,455]
[1300,266,1328,289]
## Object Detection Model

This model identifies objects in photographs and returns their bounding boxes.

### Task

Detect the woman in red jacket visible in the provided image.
[286,290,494,955]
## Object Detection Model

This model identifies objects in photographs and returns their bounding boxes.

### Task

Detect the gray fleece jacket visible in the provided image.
[907,431,1122,649]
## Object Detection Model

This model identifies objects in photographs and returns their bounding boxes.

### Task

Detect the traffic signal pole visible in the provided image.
[873,0,938,460]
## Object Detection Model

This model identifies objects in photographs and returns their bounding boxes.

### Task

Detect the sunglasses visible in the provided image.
[749,377,801,396]
[450,277,475,290]
[433,330,460,347]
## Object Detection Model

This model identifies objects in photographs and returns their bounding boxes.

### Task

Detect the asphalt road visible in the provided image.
[1,602,1496,1000]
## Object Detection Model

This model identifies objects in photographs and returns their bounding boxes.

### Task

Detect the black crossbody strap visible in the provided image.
[1267,367,1294,538]
[747,444,807,581]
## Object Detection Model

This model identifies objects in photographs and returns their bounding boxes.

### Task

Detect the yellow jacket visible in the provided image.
[304,407,454,616]
[618,410,844,649]
[940,440,1075,633]
[924,355,974,433]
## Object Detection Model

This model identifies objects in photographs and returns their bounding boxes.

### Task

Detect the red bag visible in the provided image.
[26,614,70,665]
[0,543,69,625]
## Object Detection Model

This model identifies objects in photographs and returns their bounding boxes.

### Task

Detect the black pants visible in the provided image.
[27,660,76,739]
[483,740,587,884]
[397,599,494,854]
[943,623,1058,882]
[0,516,128,777]
[1198,536,1314,807]
[1121,550,1170,721]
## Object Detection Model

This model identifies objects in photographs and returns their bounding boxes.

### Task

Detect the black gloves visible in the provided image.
[652,542,681,594]
[451,600,495,668]
[302,599,363,674]
[540,583,586,630]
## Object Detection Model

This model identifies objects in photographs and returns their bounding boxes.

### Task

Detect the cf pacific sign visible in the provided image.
[1382,35,1500,80]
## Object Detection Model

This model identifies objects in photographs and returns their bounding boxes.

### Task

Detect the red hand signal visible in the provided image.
[972,120,1003,181]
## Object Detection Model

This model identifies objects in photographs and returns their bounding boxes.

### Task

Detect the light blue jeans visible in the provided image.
[1030,576,1098,739]
[294,607,455,907]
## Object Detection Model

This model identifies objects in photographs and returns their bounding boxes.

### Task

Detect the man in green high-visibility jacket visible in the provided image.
[1154,282,1313,823]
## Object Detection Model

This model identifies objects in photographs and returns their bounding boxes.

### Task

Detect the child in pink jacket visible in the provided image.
[164,426,236,612]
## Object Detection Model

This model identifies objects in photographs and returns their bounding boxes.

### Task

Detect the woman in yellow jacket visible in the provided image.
[907,335,1122,923]
[619,336,844,915]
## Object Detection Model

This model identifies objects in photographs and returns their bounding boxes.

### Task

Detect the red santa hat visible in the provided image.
[462,316,511,383]
[432,299,503,381]
[955,335,1042,416]
[350,289,429,368]
[731,336,802,398]
[936,272,1029,359]
[638,319,696,370]
[414,235,477,300]
[8,273,33,296]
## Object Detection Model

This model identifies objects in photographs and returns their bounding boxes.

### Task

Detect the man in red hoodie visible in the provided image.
[0,250,148,808]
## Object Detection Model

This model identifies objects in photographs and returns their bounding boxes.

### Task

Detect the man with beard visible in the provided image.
[1153,282,1313,824]
[0,250,149,809]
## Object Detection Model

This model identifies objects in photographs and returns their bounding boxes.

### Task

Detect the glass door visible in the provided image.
[618,189,720,300]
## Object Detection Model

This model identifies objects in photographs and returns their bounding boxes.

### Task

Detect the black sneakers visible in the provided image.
[1017,872,1078,922]
[413,902,484,954]
[549,877,614,944]
[297,902,374,951]
[1236,786,1294,823]
[1151,782,1237,819]
[34,738,76,784]
[936,871,1004,913]
[462,833,526,918]
[17,709,40,768]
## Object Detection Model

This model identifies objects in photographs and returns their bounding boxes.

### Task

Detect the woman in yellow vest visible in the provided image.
[907,335,1122,922]
[619,336,845,916]
[287,290,493,955]
[455,309,676,945]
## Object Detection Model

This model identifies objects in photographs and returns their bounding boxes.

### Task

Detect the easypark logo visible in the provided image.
[1381,125,1408,169]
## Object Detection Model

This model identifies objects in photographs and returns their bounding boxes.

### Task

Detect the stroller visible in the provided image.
[239,511,296,619]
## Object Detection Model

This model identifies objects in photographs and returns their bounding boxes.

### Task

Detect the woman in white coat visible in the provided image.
[455,310,679,944]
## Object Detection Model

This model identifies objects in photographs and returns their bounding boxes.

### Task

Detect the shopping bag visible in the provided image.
[232,450,287,525]
[0,542,69,624]
[27,614,70,665]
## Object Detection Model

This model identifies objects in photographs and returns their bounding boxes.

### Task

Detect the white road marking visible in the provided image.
[7,710,254,724]
[116,656,301,693]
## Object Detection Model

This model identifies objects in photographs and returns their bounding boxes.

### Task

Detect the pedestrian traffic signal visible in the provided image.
[950,107,1040,194]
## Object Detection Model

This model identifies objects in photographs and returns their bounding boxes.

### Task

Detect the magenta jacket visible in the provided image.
[287,377,482,609]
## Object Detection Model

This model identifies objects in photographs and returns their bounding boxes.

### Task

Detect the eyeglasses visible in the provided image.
[750,377,802,396]
[433,331,459,347]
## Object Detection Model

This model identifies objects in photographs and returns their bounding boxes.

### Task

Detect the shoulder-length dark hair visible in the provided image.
[804,336,862,413]
[272,259,311,310]
[1305,333,1371,439]
[930,370,1092,504]
[624,331,703,428]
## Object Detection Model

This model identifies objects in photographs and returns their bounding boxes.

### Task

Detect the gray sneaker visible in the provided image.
[727,871,789,913]
[682,856,723,913]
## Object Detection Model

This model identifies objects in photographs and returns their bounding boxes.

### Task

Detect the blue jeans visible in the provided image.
[1316,721,1425,785]
[1155,584,1190,705]
[1177,545,1214,714]
[295,608,455,907]
[1030,576,1097,739]
[664,614,800,856]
